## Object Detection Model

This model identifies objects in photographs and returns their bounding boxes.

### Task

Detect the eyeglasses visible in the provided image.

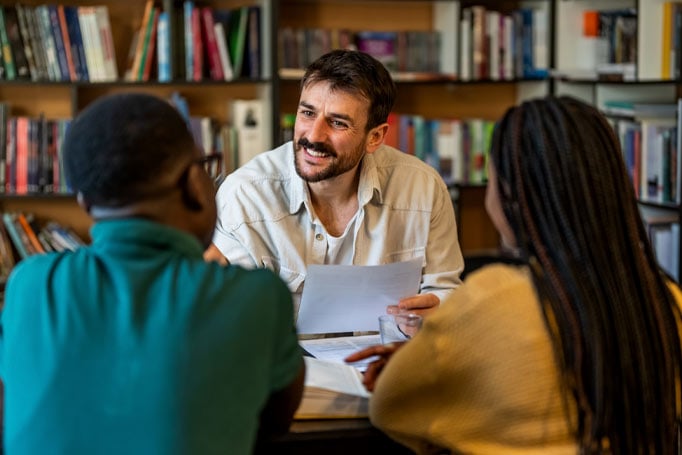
[193,153,224,186]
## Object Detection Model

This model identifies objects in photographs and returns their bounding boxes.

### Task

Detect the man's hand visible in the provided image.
[344,342,406,392]
[386,293,439,318]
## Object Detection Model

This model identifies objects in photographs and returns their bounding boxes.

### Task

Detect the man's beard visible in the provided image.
[294,137,365,183]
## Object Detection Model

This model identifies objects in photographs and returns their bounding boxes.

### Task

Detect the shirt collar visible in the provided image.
[90,218,205,258]
[287,145,385,216]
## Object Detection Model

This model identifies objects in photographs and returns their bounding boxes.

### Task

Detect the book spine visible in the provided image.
[156,11,170,82]
[36,6,60,81]
[14,4,38,81]
[138,7,159,81]
[63,6,88,81]
[190,6,202,81]
[3,212,29,259]
[57,5,76,81]
[183,0,193,81]
[201,7,223,80]
[48,5,70,81]
[0,7,16,80]
[4,6,30,79]
[94,6,117,81]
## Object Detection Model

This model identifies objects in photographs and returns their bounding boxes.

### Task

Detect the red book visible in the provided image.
[141,8,159,81]
[201,7,223,80]
[191,7,203,81]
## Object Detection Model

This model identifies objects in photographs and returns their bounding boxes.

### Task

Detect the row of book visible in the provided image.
[127,0,261,83]
[278,5,549,81]
[278,28,441,75]
[460,5,548,81]
[385,114,495,185]
[0,211,85,285]
[0,4,117,82]
[604,101,681,205]
[0,103,71,195]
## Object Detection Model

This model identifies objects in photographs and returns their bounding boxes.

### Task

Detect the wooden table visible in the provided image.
[254,418,415,454]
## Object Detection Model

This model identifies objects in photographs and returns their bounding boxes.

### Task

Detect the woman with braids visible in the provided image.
[346,95,682,454]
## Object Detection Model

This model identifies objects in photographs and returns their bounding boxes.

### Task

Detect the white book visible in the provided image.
[459,8,471,81]
[94,6,118,81]
[230,99,267,167]
[78,7,105,81]
[214,22,234,81]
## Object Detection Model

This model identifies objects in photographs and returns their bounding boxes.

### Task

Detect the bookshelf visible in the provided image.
[0,0,275,245]
[554,0,682,282]
[0,0,574,264]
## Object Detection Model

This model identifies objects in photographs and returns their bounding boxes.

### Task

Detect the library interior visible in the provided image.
[0,0,680,454]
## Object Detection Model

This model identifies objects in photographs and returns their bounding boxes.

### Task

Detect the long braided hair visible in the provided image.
[489,96,682,453]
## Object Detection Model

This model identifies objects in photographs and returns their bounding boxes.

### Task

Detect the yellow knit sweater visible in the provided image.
[370,264,577,454]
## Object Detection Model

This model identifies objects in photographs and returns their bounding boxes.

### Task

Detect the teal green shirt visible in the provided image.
[0,219,302,455]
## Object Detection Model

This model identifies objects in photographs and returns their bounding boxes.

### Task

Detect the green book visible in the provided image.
[227,6,248,77]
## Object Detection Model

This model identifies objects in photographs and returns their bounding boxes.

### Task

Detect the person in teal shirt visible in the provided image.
[0,93,305,454]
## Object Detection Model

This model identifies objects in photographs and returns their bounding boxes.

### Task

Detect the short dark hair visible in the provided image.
[63,93,196,207]
[301,49,397,131]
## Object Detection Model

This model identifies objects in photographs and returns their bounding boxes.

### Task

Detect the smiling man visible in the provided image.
[205,50,464,323]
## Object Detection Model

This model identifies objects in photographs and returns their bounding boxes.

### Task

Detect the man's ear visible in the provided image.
[181,165,208,212]
[366,123,389,155]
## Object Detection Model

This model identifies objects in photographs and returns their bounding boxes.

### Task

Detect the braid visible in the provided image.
[490,96,682,453]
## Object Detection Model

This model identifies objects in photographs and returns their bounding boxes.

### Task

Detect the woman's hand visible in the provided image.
[345,342,406,392]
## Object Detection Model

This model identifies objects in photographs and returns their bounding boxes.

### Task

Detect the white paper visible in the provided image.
[303,357,370,398]
[297,258,423,334]
[301,334,382,372]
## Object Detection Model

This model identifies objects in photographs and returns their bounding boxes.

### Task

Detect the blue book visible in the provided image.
[48,5,69,81]
[157,11,170,82]
[183,1,193,81]
[63,6,88,81]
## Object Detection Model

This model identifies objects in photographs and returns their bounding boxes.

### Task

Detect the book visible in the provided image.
[213,21,233,80]
[4,6,29,79]
[227,6,248,78]
[156,11,170,82]
[128,0,154,81]
[63,6,88,81]
[15,4,43,81]
[295,357,370,420]
[242,5,261,78]
[200,6,223,81]
[94,6,117,81]
[48,5,70,81]
[0,6,16,80]
[230,99,267,167]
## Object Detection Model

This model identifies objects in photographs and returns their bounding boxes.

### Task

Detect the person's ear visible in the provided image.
[76,191,92,214]
[366,123,389,155]
[181,165,209,212]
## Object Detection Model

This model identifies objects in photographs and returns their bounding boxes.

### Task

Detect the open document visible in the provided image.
[295,357,370,419]
[301,334,382,372]
[297,258,422,334]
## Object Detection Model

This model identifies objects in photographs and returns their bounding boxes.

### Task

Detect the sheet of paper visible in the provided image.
[301,334,381,372]
[303,357,370,398]
[297,258,423,334]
